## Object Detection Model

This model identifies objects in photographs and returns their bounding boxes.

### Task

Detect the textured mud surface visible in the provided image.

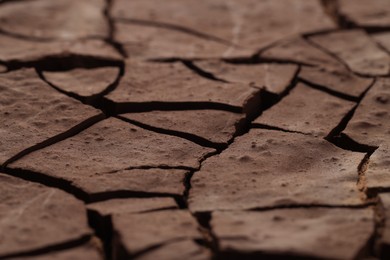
[0,0,389,259]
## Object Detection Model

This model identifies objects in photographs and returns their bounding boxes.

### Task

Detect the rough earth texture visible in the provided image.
[0,0,389,260]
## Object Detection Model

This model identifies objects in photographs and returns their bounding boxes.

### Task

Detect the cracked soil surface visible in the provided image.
[0,0,390,259]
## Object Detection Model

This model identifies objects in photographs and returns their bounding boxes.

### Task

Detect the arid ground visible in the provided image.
[0,0,390,259]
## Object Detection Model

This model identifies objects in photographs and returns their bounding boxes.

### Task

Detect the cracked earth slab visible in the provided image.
[135,240,209,260]
[193,60,299,94]
[0,35,121,65]
[42,67,121,98]
[87,198,178,217]
[212,208,374,259]
[112,0,335,58]
[0,0,108,40]
[343,78,390,147]
[0,68,103,166]
[112,210,202,257]
[310,30,390,76]
[299,66,373,99]
[114,22,251,60]
[0,173,92,258]
[120,110,246,146]
[189,129,365,212]
[11,243,103,260]
[339,0,390,29]
[373,32,390,53]
[106,60,262,116]
[260,36,346,71]
[253,82,356,137]
[8,117,213,199]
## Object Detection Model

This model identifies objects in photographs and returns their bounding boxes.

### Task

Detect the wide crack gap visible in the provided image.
[110,100,243,115]
[0,235,91,260]
[2,113,106,167]
[115,17,237,47]
[2,54,123,73]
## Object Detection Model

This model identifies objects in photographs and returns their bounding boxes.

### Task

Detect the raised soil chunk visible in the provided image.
[0,173,91,258]
[71,168,188,197]
[343,78,390,147]
[299,67,373,99]
[310,30,390,76]
[212,208,374,259]
[0,68,103,166]
[88,198,177,217]
[121,110,245,145]
[373,32,390,53]
[0,35,121,63]
[189,129,365,212]
[136,240,210,260]
[253,83,356,137]
[43,67,120,97]
[260,36,345,72]
[364,144,390,193]
[0,0,108,40]
[106,60,262,116]
[9,118,212,196]
[15,244,102,260]
[194,60,298,94]
[112,210,201,256]
[379,193,390,258]
[112,0,334,53]
[339,0,390,28]
[114,22,251,60]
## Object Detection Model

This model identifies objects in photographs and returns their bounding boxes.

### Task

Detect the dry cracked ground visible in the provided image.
[1,0,390,259]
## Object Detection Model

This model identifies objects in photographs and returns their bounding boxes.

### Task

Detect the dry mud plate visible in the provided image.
[1,0,390,259]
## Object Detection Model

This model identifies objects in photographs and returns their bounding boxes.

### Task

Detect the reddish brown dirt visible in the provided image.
[0,0,389,259]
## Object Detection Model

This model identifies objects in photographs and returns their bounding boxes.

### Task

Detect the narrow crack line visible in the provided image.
[247,203,374,212]
[130,237,192,259]
[225,55,315,67]
[104,0,128,58]
[116,115,224,149]
[357,153,372,199]
[1,167,90,202]
[36,61,125,108]
[182,61,228,83]
[1,166,183,205]
[0,234,91,260]
[2,113,106,168]
[370,33,390,57]
[298,77,361,102]
[114,17,238,47]
[303,36,352,72]
[251,123,310,136]
[100,165,196,175]
[0,28,56,42]
[86,191,182,204]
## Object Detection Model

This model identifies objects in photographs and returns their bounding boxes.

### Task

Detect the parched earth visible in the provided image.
[0,0,390,259]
